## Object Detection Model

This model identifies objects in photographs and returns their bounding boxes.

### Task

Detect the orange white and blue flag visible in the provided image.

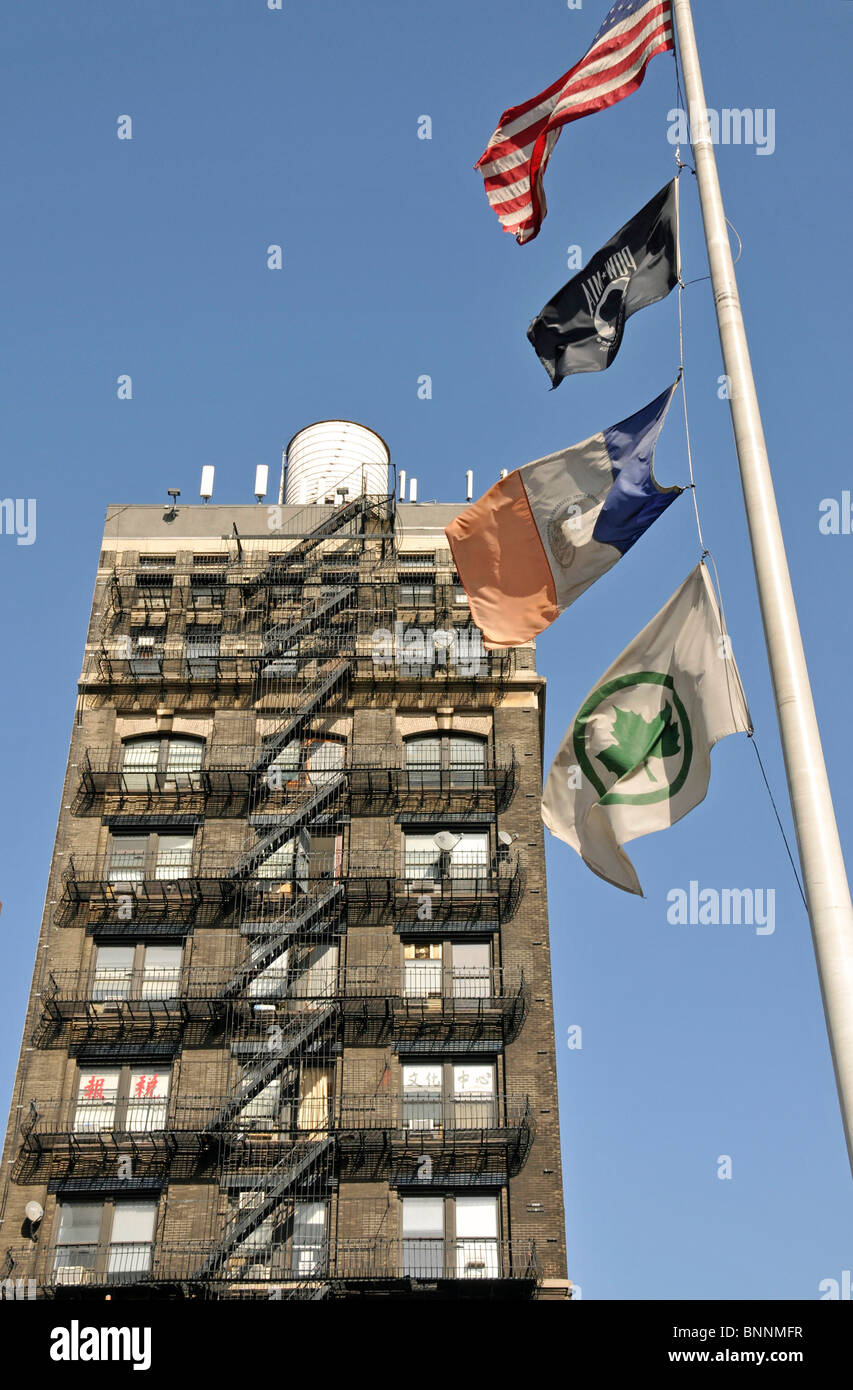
[445,384,681,649]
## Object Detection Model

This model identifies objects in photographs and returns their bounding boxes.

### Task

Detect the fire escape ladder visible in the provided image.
[229,772,346,881]
[261,586,355,657]
[208,1006,337,1131]
[248,659,352,776]
[192,1136,335,1279]
[281,494,374,565]
[224,885,343,997]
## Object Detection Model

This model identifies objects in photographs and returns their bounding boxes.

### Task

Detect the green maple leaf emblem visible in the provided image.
[597,703,681,783]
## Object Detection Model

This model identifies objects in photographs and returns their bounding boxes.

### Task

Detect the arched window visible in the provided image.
[120,735,205,790]
[404,734,486,790]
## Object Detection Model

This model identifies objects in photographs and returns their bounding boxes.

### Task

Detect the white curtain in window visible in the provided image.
[405,737,441,788]
[107,835,147,883]
[108,1201,157,1276]
[238,1078,281,1128]
[295,943,338,998]
[140,945,182,999]
[57,1201,103,1243]
[305,740,345,786]
[455,1196,499,1278]
[448,737,485,786]
[291,1200,327,1275]
[165,739,204,773]
[449,833,489,878]
[55,1202,102,1272]
[404,956,442,997]
[266,741,300,784]
[247,944,289,999]
[120,740,159,790]
[452,1063,495,1129]
[401,1197,444,1278]
[93,946,134,1001]
[154,835,193,879]
[451,942,491,999]
[254,837,295,881]
[403,1063,443,1130]
[403,833,441,880]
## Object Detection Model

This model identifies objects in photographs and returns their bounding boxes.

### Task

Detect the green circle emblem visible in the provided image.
[572,671,693,806]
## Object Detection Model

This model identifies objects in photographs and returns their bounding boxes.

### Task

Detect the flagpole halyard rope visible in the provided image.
[676,273,706,555]
[750,737,808,909]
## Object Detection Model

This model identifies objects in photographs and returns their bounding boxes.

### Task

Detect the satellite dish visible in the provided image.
[25,1201,43,1224]
[433,831,461,852]
[498,830,516,847]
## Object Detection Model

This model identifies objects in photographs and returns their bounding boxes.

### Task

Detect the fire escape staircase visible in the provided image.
[206,1006,337,1135]
[192,1136,335,1280]
[223,886,344,998]
[228,771,347,881]
[248,659,352,777]
[191,495,392,1286]
[260,585,355,658]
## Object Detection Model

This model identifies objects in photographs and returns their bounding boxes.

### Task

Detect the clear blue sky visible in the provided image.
[1,0,851,1299]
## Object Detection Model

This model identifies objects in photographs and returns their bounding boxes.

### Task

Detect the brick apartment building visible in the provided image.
[0,421,570,1300]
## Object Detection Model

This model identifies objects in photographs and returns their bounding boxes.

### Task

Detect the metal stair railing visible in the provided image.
[192,1136,335,1279]
[206,1006,337,1132]
[224,886,343,996]
[249,659,352,775]
[228,772,346,881]
[261,586,356,656]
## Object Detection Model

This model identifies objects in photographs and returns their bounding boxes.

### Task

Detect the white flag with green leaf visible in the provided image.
[542,563,752,895]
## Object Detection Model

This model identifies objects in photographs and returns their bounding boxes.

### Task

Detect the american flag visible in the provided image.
[476,0,674,245]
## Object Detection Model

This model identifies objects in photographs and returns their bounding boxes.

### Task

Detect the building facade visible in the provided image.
[0,426,569,1299]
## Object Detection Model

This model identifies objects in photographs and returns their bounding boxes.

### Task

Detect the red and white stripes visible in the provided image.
[476,1,673,244]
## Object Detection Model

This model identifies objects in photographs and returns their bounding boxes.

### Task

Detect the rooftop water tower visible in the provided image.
[281,420,390,505]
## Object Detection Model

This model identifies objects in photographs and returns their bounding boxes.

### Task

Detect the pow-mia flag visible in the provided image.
[445,384,682,648]
[527,180,679,387]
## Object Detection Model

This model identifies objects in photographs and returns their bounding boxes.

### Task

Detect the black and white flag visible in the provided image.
[527,180,679,387]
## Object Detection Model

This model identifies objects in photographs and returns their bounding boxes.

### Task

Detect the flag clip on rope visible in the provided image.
[445,382,681,649]
[476,0,674,244]
[542,562,752,896]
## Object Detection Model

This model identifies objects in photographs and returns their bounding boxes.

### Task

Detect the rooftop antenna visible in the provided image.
[254,465,268,503]
[200,466,215,502]
[164,488,180,522]
[398,470,406,500]
[465,470,474,501]
[408,478,418,502]
[499,469,508,480]
[278,447,287,505]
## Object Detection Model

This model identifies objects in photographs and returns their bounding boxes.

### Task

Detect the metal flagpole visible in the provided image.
[671,0,853,1177]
